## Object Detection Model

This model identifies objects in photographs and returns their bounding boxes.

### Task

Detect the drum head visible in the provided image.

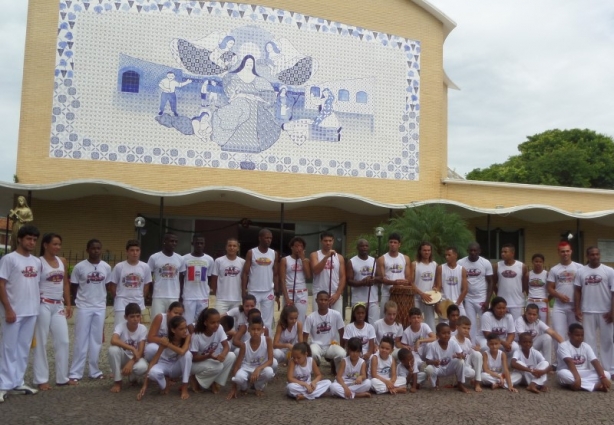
[423,290,442,305]
[439,299,454,319]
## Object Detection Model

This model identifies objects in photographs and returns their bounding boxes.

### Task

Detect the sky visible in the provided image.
[1,1,614,181]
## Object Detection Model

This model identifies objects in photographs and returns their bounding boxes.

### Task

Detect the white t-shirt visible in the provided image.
[373,318,403,345]
[452,335,475,356]
[111,261,152,311]
[574,264,614,313]
[189,326,226,357]
[148,252,185,299]
[71,259,112,309]
[113,322,147,358]
[397,359,419,378]
[401,323,433,347]
[349,255,377,303]
[527,270,548,300]
[512,347,546,367]
[303,309,345,350]
[426,339,463,365]
[514,316,549,339]
[0,251,41,317]
[212,256,245,302]
[343,322,376,354]
[458,256,493,303]
[182,253,214,300]
[557,341,596,372]
[481,311,515,341]
[440,263,463,303]
[547,262,582,310]
[496,260,525,308]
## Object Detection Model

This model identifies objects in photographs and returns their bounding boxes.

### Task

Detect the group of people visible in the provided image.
[0,225,613,404]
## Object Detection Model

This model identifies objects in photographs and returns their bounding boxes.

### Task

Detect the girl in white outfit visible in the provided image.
[515,304,563,363]
[330,337,372,399]
[144,301,184,361]
[190,308,236,393]
[33,233,72,390]
[138,316,192,400]
[481,334,521,391]
[342,304,376,360]
[370,336,407,394]
[273,305,303,365]
[286,342,331,400]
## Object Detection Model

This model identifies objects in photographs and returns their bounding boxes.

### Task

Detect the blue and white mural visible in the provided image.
[51,1,421,180]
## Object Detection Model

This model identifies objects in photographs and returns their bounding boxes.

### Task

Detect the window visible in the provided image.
[356,91,368,103]
[338,89,349,101]
[310,86,321,97]
[121,71,140,93]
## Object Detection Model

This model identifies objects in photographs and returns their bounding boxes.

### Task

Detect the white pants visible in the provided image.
[371,376,406,394]
[107,346,148,382]
[33,302,70,385]
[250,290,275,330]
[582,312,613,372]
[273,348,290,365]
[310,344,346,370]
[287,379,331,399]
[551,307,576,364]
[286,289,309,324]
[515,360,549,386]
[313,296,344,317]
[414,297,436,331]
[482,370,522,388]
[113,310,126,329]
[353,301,379,325]
[557,369,611,392]
[464,300,486,342]
[149,352,193,388]
[0,315,36,390]
[330,380,372,399]
[507,307,523,322]
[532,334,553,364]
[151,298,176,320]
[144,343,160,362]
[425,358,465,387]
[463,350,483,382]
[69,308,105,379]
[232,366,275,391]
[183,299,208,325]
[191,352,236,389]
[215,300,241,315]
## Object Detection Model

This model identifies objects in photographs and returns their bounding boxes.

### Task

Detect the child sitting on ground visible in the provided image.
[330,337,372,399]
[370,336,406,394]
[286,342,331,401]
[511,332,551,393]
[396,348,426,393]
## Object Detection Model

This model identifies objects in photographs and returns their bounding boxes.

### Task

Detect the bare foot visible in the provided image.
[211,382,221,394]
[239,390,248,396]
[539,385,549,393]
[189,376,202,393]
[295,394,306,401]
[409,387,417,393]
[491,383,500,390]
[110,382,122,393]
[180,385,189,400]
[458,384,470,394]
[433,386,440,391]
[527,383,540,394]
[160,377,171,395]
[594,383,608,392]
[38,383,52,391]
[68,379,79,386]
[355,392,371,398]
[226,387,238,400]
[395,387,407,394]
[474,383,483,393]
[255,389,265,397]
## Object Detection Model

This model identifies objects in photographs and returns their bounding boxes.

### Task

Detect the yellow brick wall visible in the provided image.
[18,0,448,204]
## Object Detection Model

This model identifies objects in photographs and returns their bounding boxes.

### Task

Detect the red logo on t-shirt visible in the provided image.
[22,266,38,278]
[501,270,517,278]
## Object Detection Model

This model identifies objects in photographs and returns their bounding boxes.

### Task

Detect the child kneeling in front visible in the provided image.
[425,323,469,393]
[397,348,426,393]
[138,315,192,400]
[511,332,551,393]
[227,316,275,399]
[330,337,372,399]
[481,334,520,391]
[556,323,611,392]
[108,303,148,393]
[370,336,406,394]
[286,342,331,401]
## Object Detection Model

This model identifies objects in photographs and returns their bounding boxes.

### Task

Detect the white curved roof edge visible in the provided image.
[2,179,614,219]
[443,178,614,196]
[412,0,457,40]
[443,70,460,90]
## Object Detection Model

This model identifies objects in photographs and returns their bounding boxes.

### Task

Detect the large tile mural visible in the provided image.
[51,1,421,180]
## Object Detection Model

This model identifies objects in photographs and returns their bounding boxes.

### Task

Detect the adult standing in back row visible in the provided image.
[493,243,527,321]
[148,233,185,318]
[311,231,346,315]
[377,233,411,319]
[412,242,437,330]
[242,228,279,330]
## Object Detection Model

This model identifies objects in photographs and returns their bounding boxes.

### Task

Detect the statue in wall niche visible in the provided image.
[9,196,33,250]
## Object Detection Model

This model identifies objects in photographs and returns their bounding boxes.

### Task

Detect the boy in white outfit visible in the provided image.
[511,332,551,393]
[303,291,346,371]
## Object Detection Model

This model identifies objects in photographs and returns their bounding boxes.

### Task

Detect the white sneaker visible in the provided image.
[10,384,38,395]
[0,390,6,402]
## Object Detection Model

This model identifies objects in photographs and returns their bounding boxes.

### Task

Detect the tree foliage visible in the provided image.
[350,205,474,264]
[466,129,614,189]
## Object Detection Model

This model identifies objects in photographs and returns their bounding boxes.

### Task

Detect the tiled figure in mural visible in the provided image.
[171,34,237,76]
[311,88,342,142]
[211,56,281,153]
[259,39,317,86]
[158,72,193,116]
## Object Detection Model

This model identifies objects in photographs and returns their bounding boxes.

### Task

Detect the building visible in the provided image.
[4,0,614,266]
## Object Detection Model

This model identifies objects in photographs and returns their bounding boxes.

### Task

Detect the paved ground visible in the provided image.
[2,303,614,424]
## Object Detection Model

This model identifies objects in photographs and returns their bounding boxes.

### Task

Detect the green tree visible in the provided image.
[466,129,614,188]
[351,205,474,263]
